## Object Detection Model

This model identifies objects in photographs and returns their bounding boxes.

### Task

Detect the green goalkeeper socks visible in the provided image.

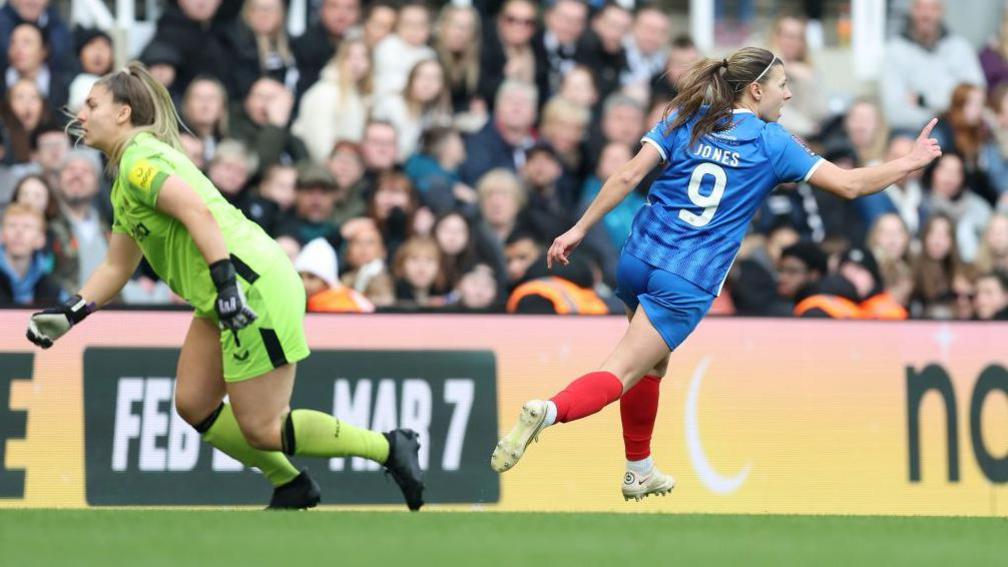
[199,403,300,487]
[281,409,390,464]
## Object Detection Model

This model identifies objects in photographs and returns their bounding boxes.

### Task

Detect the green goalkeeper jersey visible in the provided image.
[111,132,286,315]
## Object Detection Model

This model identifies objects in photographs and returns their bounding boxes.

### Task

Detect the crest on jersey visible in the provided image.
[128,160,159,191]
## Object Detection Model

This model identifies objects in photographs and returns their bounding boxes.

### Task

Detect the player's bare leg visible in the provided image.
[492,305,670,472]
[174,316,314,509]
[174,316,227,426]
[619,309,676,501]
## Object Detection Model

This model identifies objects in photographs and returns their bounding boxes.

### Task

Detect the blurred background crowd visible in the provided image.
[0,0,1006,319]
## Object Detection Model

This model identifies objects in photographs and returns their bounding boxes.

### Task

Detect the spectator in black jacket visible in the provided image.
[226,0,300,96]
[148,0,237,96]
[532,0,589,104]
[477,0,538,107]
[622,5,671,89]
[575,2,632,103]
[242,162,297,236]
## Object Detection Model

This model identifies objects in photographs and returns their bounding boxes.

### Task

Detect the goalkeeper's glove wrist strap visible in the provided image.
[208,259,237,291]
[64,294,95,325]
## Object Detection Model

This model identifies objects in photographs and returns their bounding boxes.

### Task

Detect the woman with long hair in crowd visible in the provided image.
[911,213,963,318]
[934,83,997,203]
[433,4,483,118]
[974,212,1008,273]
[867,212,913,265]
[368,169,422,258]
[491,47,942,502]
[229,0,300,94]
[181,76,230,164]
[0,79,53,165]
[23,62,424,511]
[392,235,449,308]
[922,151,992,262]
[373,58,453,160]
[292,37,373,164]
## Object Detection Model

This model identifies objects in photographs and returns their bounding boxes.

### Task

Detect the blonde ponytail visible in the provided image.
[97,61,185,168]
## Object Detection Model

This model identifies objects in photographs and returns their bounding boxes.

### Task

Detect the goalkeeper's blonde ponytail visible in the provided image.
[95,62,184,168]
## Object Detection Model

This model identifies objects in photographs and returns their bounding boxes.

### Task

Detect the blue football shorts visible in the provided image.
[615,252,716,351]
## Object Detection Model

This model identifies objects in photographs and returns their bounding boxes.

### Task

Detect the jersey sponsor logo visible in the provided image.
[128,160,159,191]
[130,222,151,242]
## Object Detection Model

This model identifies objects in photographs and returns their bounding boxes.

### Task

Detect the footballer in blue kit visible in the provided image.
[491,47,942,502]
[617,107,824,350]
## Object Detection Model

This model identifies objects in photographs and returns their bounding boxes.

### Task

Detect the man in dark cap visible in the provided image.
[276,162,342,246]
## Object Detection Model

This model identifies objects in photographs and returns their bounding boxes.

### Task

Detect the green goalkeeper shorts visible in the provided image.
[198,257,311,382]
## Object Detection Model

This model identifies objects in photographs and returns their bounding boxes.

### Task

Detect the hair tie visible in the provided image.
[721,58,729,68]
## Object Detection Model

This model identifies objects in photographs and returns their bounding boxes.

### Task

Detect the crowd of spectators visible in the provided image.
[0,0,1006,320]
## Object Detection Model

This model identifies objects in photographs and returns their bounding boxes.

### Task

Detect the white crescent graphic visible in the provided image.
[685,356,752,494]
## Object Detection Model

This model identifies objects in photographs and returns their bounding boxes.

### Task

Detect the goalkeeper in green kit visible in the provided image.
[25,63,424,511]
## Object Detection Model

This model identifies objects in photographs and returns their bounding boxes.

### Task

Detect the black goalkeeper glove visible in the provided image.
[26,294,95,349]
[209,259,257,331]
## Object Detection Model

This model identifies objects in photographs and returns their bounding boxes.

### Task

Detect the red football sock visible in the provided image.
[550,371,624,423]
[620,374,662,460]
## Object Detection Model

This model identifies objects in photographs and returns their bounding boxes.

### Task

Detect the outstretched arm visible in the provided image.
[547,144,662,268]
[808,118,942,200]
[26,232,143,349]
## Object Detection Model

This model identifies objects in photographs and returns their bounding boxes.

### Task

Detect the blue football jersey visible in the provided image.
[623,108,823,295]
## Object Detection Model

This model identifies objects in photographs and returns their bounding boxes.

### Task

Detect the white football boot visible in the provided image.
[622,467,676,501]
[490,400,549,472]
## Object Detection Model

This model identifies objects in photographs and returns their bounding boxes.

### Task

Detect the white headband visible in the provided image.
[753,56,779,82]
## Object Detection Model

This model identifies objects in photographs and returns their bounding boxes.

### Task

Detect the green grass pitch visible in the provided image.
[1,510,1004,565]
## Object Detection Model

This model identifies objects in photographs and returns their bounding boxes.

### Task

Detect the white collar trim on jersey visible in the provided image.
[732,108,754,114]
